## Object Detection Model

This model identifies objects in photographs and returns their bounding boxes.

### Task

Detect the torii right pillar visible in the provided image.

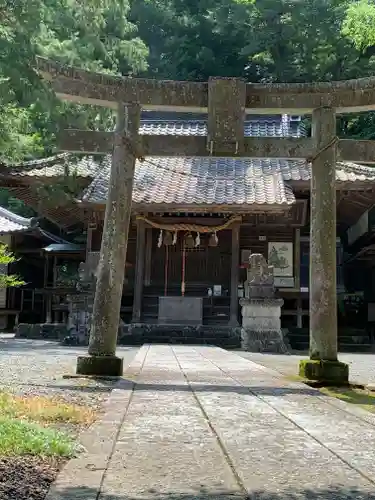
[299,106,349,384]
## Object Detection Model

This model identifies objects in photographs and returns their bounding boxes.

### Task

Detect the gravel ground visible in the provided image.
[236,351,375,385]
[0,335,139,410]
[0,456,61,500]
[0,335,139,500]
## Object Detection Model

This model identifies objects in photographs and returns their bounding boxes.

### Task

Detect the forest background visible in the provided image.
[1,0,375,215]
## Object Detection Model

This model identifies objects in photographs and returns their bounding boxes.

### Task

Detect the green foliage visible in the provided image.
[342,0,375,52]
[0,0,148,163]
[0,245,24,288]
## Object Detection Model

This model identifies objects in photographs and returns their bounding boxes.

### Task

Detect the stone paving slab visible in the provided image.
[184,347,375,497]
[47,345,375,500]
[102,345,242,499]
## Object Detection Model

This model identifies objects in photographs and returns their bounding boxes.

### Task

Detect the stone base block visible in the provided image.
[240,298,283,332]
[241,328,289,353]
[299,359,349,384]
[242,317,281,331]
[76,355,123,376]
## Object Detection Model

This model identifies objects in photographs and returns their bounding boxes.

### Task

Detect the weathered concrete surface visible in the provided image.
[102,345,241,499]
[48,346,375,499]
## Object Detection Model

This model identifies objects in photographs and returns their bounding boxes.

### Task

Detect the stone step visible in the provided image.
[119,337,240,347]
[338,344,373,353]
[289,339,373,353]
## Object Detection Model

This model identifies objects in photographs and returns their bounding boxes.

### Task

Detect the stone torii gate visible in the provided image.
[37,58,375,380]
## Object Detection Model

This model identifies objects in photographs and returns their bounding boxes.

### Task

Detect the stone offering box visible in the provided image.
[158,296,203,326]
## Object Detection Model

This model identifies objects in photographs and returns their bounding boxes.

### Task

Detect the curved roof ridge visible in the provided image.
[0,206,33,227]
[336,161,375,173]
[6,152,70,168]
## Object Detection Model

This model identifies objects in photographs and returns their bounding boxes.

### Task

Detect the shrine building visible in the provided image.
[1,111,375,350]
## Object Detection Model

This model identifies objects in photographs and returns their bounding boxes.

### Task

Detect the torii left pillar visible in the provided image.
[76,103,141,376]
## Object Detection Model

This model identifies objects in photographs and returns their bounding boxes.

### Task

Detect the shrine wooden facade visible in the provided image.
[2,112,375,342]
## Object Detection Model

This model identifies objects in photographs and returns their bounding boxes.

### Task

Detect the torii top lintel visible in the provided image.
[37,57,375,114]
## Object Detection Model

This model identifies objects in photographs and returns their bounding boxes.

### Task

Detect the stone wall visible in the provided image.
[16,323,69,340]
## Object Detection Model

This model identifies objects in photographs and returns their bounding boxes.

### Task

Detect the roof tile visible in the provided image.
[138,117,304,138]
[3,116,374,209]
[1,116,305,179]
[80,156,375,208]
[0,207,33,234]
[82,156,298,206]
[1,153,102,178]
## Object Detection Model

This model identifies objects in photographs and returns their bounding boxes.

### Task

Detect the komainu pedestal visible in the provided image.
[240,253,289,353]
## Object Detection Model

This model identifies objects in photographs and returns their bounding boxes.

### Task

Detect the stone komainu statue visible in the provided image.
[247,253,274,286]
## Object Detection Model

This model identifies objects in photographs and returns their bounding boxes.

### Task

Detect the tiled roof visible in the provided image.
[0,153,102,178]
[43,243,84,253]
[3,114,374,209]
[80,156,375,207]
[81,156,296,207]
[0,206,34,234]
[0,206,73,239]
[138,114,305,138]
[336,162,375,182]
[0,115,305,179]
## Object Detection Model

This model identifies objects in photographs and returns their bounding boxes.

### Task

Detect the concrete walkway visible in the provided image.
[48,346,375,500]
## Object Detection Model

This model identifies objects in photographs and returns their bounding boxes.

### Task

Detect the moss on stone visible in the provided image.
[299,359,349,385]
[76,355,123,376]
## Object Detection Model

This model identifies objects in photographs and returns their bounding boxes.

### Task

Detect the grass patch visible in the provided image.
[0,392,95,425]
[283,374,375,413]
[0,391,95,458]
[0,417,76,457]
[284,374,304,383]
[320,386,375,413]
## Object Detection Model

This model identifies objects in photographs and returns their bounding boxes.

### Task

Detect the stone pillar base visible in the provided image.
[240,297,289,353]
[76,355,123,376]
[241,328,289,353]
[299,359,349,385]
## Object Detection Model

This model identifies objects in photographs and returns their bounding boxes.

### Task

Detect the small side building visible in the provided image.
[0,206,83,330]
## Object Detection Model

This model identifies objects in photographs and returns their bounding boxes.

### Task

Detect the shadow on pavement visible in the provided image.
[10,380,319,396]
[120,380,319,396]
[50,486,375,499]
[12,382,116,391]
